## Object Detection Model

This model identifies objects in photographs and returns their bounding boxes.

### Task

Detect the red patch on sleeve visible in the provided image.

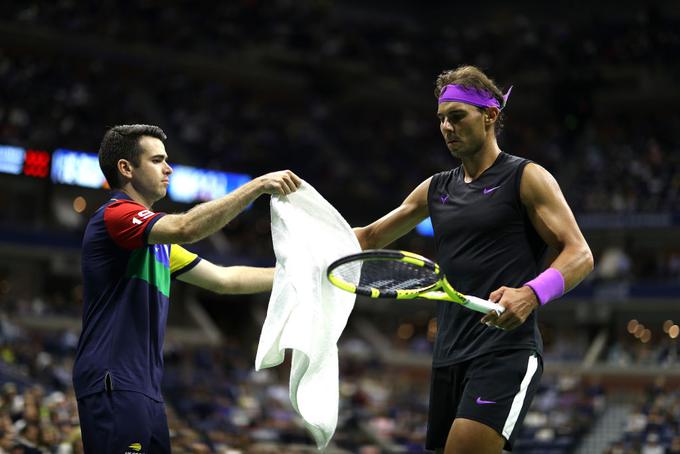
[103,200,163,249]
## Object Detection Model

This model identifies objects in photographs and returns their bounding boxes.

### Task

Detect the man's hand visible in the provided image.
[480,286,539,331]
[256,170,302,196]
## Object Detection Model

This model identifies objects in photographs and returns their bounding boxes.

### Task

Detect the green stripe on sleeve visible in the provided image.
[126,248,171,297]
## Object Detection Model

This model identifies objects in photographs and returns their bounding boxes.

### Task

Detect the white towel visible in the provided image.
[255,181,360,449]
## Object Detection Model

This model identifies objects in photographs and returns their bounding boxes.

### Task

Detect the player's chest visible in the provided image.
[430,181,521,234]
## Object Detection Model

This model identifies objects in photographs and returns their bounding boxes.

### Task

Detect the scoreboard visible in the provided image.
[0,145,50,178]
[1,142,435,236]
[0,144,252,205]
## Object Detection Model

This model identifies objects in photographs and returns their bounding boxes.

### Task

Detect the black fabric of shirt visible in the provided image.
[428,152,546,367]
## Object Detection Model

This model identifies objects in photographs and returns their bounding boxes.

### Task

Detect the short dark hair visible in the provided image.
[434,65,506,134]
[98,124,167,189]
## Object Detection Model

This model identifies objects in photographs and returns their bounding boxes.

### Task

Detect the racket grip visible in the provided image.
[464,295,505,315]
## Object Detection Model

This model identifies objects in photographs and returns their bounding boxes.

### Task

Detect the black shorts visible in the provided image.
[77,390,170,454]
[426,349,543,451]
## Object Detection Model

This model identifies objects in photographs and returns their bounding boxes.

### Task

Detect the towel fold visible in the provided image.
[255,181,360,449]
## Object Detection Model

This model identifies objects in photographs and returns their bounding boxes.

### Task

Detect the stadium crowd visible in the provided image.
[514,375,606,454]
[0,299,608,453]
[606,382,680,454]
[607,332,680,368]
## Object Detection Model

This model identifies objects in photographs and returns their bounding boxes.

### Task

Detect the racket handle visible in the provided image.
[463,295,505,315]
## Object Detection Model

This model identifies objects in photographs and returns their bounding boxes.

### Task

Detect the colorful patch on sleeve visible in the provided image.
[169,245,201,278]
[104,200,165,250]
[126,244,171,297]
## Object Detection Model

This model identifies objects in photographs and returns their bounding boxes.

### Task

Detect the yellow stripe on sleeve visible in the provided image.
[169,244,199,275]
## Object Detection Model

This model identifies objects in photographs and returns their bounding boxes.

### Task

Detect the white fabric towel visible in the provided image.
[255,181,360,449]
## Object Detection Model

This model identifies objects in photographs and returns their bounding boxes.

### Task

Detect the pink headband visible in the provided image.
[438,84,513,110]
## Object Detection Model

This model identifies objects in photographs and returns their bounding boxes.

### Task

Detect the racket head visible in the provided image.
[327,249,441,299]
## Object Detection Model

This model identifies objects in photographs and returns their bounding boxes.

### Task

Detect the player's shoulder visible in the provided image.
[520,161,553,180]
[502,152,554,175]
[84,197,118,226]
[428,168,459,193]
[519,161,561,206]
[432,166,459,181]
[107,197,147,211]
[99,194,162,236]
[104,197,159,222]
[82,199,118,244]
[501,152,533,168]
[506,152,554,184]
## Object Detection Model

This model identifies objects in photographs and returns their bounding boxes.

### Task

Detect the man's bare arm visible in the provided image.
[149,170,301,244]
[482,163,594,329]
[177,260,275,294]
[354,177,431,250]
[520,163,594,291]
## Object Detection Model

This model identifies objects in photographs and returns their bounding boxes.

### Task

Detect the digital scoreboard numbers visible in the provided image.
[23,149,51,178]
[0,145,50,178]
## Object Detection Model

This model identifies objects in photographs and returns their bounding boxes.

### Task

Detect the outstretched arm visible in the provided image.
[482,163,594,330]
[354,177,431,250]
[149,170,302,245]
[177,259,275,294]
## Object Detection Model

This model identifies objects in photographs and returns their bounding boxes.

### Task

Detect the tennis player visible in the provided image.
[353,66,593,453]
[72,124,301,453]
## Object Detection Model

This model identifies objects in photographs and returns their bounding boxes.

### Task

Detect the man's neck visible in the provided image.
[460,138,502,182]
[117,185,153,209]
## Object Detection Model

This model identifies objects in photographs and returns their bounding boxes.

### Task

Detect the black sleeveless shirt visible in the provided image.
[428,152,545,367]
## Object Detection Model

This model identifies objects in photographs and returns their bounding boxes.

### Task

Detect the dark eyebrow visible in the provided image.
[437,109,466,117]
[150,154,167,160]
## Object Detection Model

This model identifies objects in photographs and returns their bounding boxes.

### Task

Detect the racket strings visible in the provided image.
[332,259,439,291]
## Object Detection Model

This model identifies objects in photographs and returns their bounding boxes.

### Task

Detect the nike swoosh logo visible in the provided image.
[476,397,496,405]
[483,186,501,195]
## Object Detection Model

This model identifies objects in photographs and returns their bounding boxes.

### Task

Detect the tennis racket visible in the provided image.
[326,249,504,315]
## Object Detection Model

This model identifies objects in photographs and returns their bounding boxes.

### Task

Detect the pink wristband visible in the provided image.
[524,268,565,306]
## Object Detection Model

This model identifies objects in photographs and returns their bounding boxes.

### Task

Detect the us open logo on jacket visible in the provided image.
[124,443,144,454]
